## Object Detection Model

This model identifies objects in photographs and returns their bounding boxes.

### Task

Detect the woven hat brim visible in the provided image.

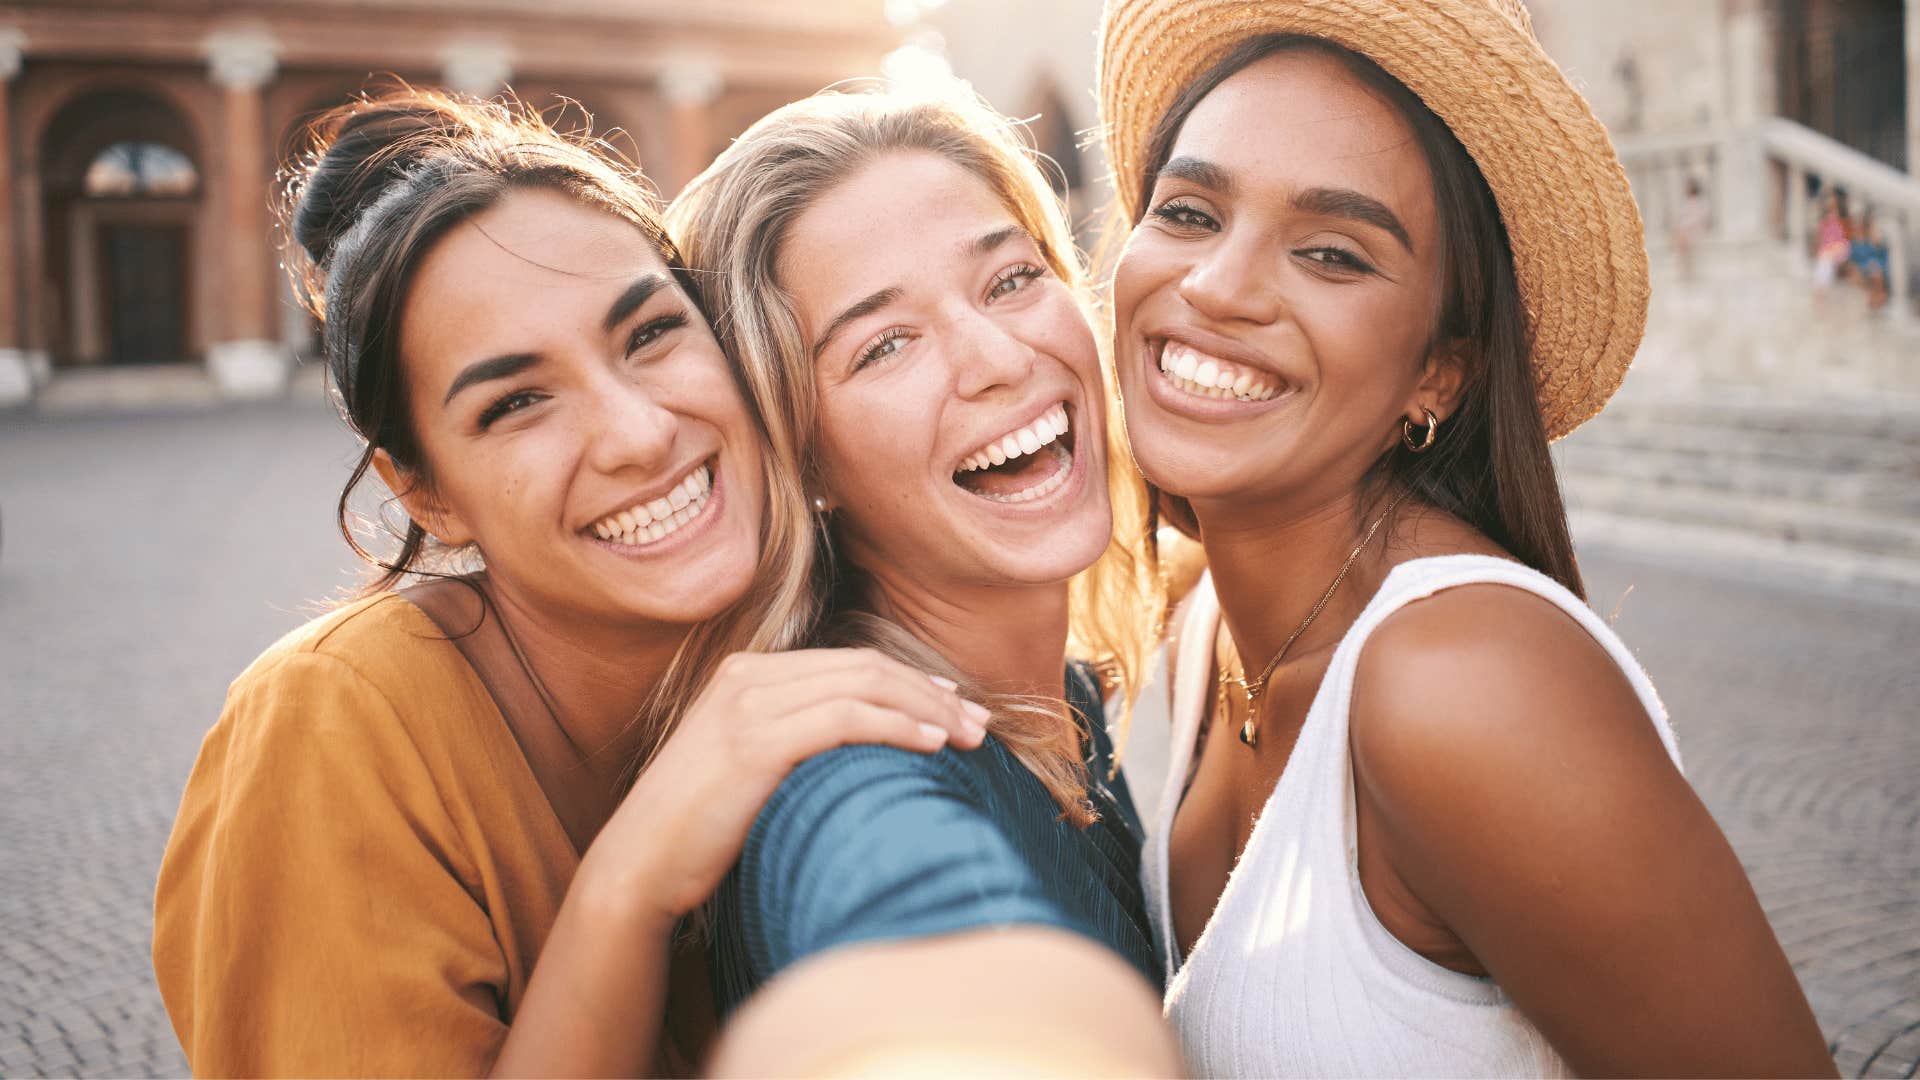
[1097,0,1650,441]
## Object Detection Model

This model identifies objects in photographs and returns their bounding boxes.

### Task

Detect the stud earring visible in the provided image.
[809,494,830,513]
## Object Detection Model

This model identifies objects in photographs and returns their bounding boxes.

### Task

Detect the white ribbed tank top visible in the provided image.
[1144,555,1683,1078]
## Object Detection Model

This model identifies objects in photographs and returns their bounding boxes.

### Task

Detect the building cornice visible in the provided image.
[0,4,892,90]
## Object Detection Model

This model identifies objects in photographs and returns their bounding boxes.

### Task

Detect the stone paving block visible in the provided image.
[33,1054,80,1078]
[1,406,1914,1077]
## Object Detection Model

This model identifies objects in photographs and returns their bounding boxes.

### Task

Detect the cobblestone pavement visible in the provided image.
[2,401,1916,1077]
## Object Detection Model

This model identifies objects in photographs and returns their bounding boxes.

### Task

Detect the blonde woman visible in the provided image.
[152,89,989,1077]
[1098,0,1833,1074]
[665,89,1179,1074]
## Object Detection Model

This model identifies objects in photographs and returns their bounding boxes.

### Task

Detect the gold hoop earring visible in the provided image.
[1402,407,1439,453]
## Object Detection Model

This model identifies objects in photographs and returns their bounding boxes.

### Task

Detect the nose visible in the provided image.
[1176,231,1285,326]
[583,375,679,476]
[949,308,1039,400]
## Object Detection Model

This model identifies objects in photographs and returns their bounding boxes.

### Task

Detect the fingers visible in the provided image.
[713,650,990,751]
[767,699,979,767]
[770,661,989,750]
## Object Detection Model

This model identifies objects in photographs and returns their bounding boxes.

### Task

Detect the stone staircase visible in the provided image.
[1629,241,1920,396]
[1556,256,1920,594]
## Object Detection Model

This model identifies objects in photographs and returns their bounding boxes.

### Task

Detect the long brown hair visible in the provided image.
[281,85,822,764]
[668,89,1161,823]
[1131,34,1584,597]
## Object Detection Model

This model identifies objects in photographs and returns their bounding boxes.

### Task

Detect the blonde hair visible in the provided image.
[282,85,822,780]
[667,88,1162,822]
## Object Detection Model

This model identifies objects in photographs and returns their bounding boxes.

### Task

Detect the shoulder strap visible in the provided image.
[401,578,601,855]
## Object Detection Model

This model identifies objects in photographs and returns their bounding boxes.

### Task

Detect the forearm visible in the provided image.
[709,927,1182,1077]
[489,854,679,1078]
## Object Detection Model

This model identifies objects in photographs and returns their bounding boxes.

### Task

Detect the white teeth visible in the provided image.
[956,403,1073,474]
[1157,342,1281,402]
[589,463,714,547]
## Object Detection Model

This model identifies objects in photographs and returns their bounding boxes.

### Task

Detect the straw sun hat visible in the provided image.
[1097,0,1649,440]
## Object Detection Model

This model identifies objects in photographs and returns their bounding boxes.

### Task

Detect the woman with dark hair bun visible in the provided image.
[1098,0,1833,1074]
[152,88,989,1077]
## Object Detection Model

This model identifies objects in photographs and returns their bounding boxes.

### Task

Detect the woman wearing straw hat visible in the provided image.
[1098,0,1833,1074]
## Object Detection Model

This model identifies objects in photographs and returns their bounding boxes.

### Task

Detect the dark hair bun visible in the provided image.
[289,87,490,272]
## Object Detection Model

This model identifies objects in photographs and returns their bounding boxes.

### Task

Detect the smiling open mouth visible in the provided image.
[1157,340,1283,402]
[952,402,1075,504]
[586,460,714,547]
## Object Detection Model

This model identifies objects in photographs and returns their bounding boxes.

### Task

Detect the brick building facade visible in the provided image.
[0,0,895,398]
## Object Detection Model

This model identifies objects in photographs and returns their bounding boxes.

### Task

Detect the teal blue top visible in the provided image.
[706,663,1159,1014]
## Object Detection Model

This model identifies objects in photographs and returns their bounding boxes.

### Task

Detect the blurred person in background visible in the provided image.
[1813,187,1853,303]
[667,87,1180,1076]
[1849,210,1892,312]
[1673,175,1710,282]
[151,88,991,1077]
[1097,0,1834,1073]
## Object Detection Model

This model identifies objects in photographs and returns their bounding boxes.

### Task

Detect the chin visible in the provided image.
[983,505,1114,586]
[648,546,760,624]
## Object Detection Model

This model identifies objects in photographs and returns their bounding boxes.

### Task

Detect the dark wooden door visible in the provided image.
[100,224,188,365]
[1773,0,1907,171]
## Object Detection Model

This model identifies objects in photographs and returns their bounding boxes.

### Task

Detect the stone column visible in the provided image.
[1716,0,1771,244]
[1908,0,1919,177]
[204,27,286,398]
[441,38,514,98]
[0,28,29,407]
[659,57,721,195]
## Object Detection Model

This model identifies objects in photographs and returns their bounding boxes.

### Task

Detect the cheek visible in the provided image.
[432,443,559,553]
[1111,231,1177,327]
[1028,293,1102,382]
[816,392,926,505]
[673,354,752,427]
[1301,284,1431,391]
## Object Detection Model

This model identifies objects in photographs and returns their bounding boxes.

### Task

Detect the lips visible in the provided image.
[1139,329,1296,417]
[1157,341,1282,401]
[951,401,1078,504]
[585,460,714,547]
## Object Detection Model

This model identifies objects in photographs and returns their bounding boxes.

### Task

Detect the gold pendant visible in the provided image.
[1239,689,1260,747]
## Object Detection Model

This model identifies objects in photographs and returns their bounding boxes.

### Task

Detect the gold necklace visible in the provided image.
[1218,489,1410,748]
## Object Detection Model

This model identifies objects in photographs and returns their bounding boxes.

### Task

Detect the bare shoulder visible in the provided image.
[1349,575,1675,813]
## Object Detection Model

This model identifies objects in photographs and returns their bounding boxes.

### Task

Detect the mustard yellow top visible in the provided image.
[153,592,579,1078]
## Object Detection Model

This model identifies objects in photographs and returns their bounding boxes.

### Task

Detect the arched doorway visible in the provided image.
[41,87,201,367]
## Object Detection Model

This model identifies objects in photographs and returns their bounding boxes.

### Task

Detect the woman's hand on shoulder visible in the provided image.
[1350,583,1833,1077]
[581,648,989,925]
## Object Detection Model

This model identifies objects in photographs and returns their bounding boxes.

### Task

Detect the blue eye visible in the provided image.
[987,263,1046,302]
[854,327,911,371]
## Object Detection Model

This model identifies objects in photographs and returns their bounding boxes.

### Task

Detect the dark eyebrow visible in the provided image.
[443,352,539,406]
[1158,156,1415,254]
[1157,155,1234,196]
[810,287,902,363]
[969,224,1029,258]
[1292,186,1414,253]
[601,274,671,332]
